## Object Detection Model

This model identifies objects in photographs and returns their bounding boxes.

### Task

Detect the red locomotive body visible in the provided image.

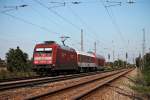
[33,41,77,75]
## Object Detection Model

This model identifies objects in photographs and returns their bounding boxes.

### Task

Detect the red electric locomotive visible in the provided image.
[33,41,78,75]
[33,41,105,75]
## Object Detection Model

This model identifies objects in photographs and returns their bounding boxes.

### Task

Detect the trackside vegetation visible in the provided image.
[0,46,36,80]
[132,52,150,98]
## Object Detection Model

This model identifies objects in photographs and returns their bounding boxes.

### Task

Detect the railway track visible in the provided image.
[25,68,133,100]
[0,75,41,83]
[0,70,110,91]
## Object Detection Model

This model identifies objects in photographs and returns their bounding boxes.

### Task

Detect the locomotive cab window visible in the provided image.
[35,48,52,56]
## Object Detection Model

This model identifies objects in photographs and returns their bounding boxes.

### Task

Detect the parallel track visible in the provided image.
[0,76,41,83]
[26,69,133,100]
[0,70,110,91]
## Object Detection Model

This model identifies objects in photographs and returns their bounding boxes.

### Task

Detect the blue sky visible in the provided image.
[0,0,150,63]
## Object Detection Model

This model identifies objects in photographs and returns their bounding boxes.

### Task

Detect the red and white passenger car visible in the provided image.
[76,51,105,72]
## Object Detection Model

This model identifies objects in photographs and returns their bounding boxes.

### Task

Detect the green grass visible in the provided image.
[0,69,37,81]
[131,85,150,94]
[129,68,150,98]
[142,67,150,86]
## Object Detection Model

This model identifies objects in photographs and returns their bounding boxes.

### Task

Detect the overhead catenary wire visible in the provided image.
[63,3,112,54]
[33,0,81,31]
[33,0,99,52]
[107,6,129,53]
[1,12,58,34]
[49,1,102,7]
[20,0,71,34]
[70,14,106,53]
[54,0,108,54]
[62,7,98,51]
[28,1,81,47]
[2,4,28,13]
[20,0,81,50]
[100,0,124,41]
[21,0,79,49]
[1,0,121,55]
[1,8,16,13]
[70,6,110,46]
[59,0,106,43]
[50,0,105,50]
[99,0,130,61]
[33,0,105,51]
[99,0,128,48]
[20,0,82,47]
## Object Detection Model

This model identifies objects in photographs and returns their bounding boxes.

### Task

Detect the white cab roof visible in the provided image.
[76,51,94,57]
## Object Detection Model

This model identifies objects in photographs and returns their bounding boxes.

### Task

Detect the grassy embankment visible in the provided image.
[130,67,150,99]
[0,69,37,81]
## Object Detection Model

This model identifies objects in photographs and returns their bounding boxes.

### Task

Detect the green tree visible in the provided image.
[143,53,150,86]
[145,53,150,68]
[6,46,31,72]
[113,59,126,68]
[136,56,142,68]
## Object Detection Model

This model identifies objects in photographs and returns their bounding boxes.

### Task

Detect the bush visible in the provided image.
[6,46,32,72]
[142,67,150,86]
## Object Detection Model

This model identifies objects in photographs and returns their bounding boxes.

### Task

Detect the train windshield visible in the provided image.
[35,48,52,56]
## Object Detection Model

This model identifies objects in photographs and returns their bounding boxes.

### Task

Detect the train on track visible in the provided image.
[33,41,105,75]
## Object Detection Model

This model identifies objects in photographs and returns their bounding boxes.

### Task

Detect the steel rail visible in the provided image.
[25,69,133,100]
[74,69,133,99]
[0,70,111,91]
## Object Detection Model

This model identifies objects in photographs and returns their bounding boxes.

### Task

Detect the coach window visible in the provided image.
[81,55,84,62]
[79,55,80,62]
[89,57,91,63]
[87,56,89,62]
[80,55,82,62]
[89,57,90,63]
